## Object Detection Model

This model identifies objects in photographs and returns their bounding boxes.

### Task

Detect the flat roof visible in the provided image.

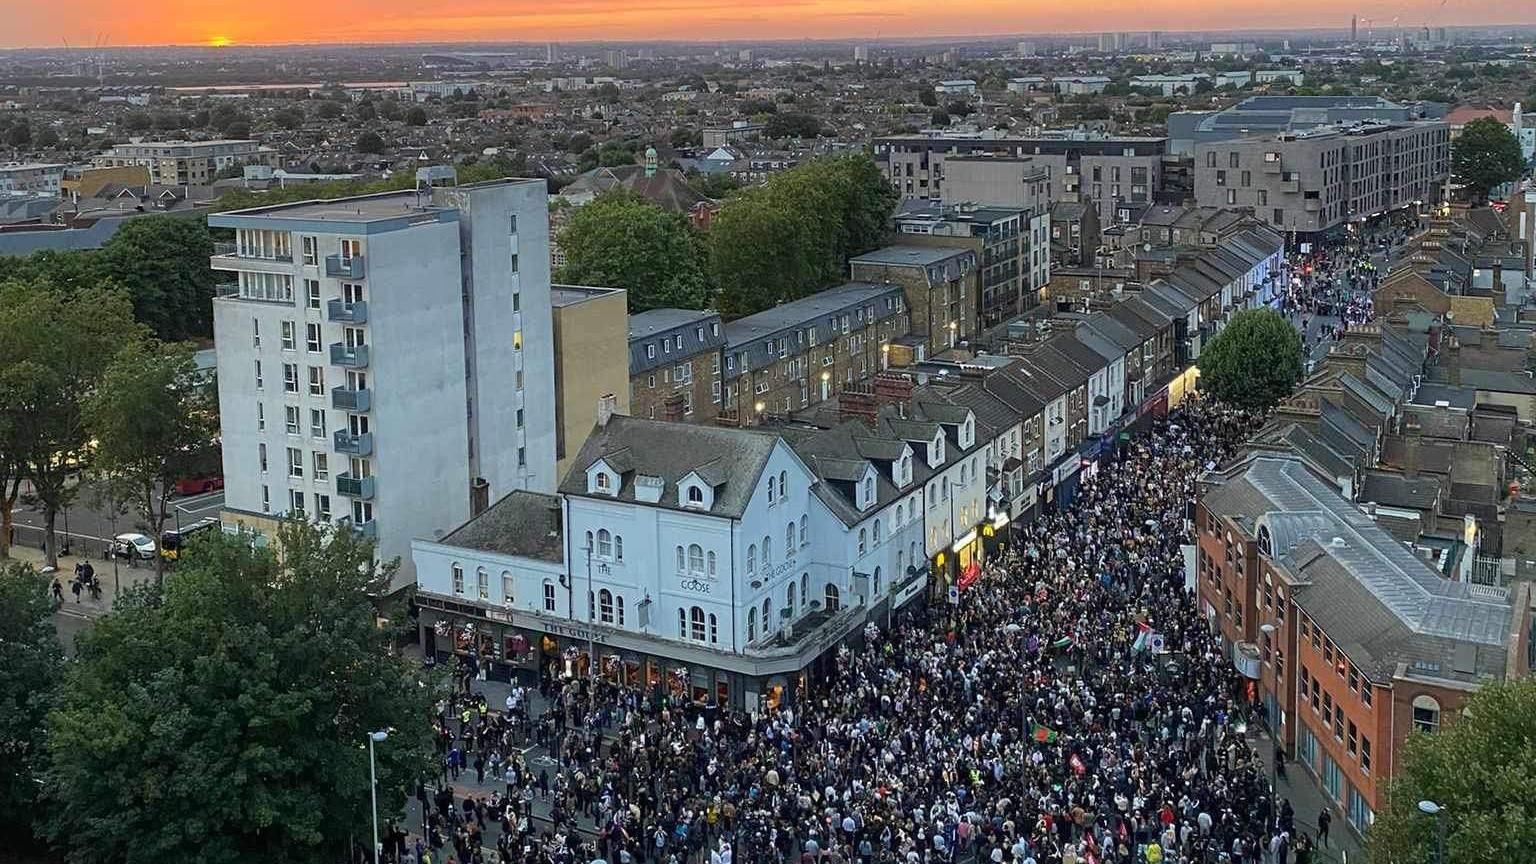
[850,244,971,267]
[550,284,624,307]
[218,190,438,222]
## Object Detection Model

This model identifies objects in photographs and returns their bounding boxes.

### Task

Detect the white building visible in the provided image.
[935,80,978,96]
[0,162,66,196]
[210,168,557,591]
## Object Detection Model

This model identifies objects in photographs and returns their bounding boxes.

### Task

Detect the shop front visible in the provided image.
[1045,451,1083,512]
[1168,364,1201,408]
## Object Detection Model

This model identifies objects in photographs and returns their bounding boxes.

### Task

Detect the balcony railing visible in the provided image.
[333,430,374,457]
[325,254,366,278]
[356,520,377,540]
[212,241,237,255]
[214,244,293,262]
[336,473,376,500]
[331,386,372,412]
[329,343,369,368]
[215,282,240,298]
[326,299,368,324]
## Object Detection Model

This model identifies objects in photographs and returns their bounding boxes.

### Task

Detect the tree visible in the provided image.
[1368,679,1536,864]
[123,111,152,131]
[0,562,61,834]
[95,216,219,341]
[944,100,974,118]
[404,106,428,126]
[354,100,377,122]
[84,341,218,582]
[314,100,343,120]
[1452,116,1524,203]
[917,86,938,107]
[0,285,139,568]
[764,112,822,140]
[1196,308,1302,410]
[565,131,593,154]
[270,108,305,130]
[356,131,388,154]
[556,191,709,311]
[42,523,438,864]
[930,110,951,127]
[5,123,30,148]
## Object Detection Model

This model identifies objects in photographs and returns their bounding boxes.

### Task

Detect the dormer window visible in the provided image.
[687,485,704,506]
[862,476,875,507]
[596,472,611,491]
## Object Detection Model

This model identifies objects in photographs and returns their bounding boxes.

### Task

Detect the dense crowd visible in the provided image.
[1279,220,1414,353]
[381,398,1341,864]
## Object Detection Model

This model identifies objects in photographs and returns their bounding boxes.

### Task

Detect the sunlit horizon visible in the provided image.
[5,0,1534,50]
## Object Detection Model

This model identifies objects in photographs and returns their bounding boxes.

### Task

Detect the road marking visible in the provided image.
[173,490,225,508]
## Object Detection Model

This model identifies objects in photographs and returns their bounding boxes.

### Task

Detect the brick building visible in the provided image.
[627,309,726,423]
[1197,452,1532,834]
[849,245,978,359]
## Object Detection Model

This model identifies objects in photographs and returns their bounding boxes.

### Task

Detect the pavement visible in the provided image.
[3,542,158,654]
[1250,725,1367,864]
[7,485,224,559]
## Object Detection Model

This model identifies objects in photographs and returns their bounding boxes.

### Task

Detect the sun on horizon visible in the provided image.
[207,35,233,47]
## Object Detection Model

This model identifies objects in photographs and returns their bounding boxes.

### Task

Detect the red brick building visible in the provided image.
[1196,452,1532,835]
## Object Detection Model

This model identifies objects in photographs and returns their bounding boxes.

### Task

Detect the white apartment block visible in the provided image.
[94,139,280,185]
[0,162,66,196]
[210,169,557,590]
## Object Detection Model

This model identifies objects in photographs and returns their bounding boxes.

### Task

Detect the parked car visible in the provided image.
[110,532,158,561]
[160,518,220,561]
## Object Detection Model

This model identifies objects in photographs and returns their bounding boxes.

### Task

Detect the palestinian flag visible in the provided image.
[1051,636,1074,650]
[1132,622,1151,652]
[1032,724,1058,744]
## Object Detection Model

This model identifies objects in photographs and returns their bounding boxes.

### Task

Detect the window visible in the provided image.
[1361,683,1372,708]
[690,606,706,642]
[707,551,716,577]
[285,405,301,434]
[281,320,296,350]
[863,476,875,504]
[261,484,270,513]
[254,360,264,389]
[763,536,772,566]
[308,366,323,396]
[289,488,305,516]
[785,523,796,559]
[314,493,331,521]
[256,402,265,431]
[767,478,776,504]
[252,318,261,348]
[543,581,556,612]
[451,564,465,595]
[313,452,328,480]
[501,572,514,605]
[305,322,321,353]
[1412,695,1441,733]
[306,279,321,310]
[761,598,772,632]
[595,472,611,492]
[287,447,303,478]
[799,515,807,546]
[858,528,867,556]
[599,589,614,623]
[1333,705,1344,742]
[873,519,882,544]
[687,485,704,506]
[614,535,623,562]
[825,583,840,612]
[677,608,686,639]
[778,471,787,500]
[616,595,624,626]
[675,545,686,573]
[786,582,797,619]
[310,409,326,438]
[476,568,489,600]
[688,544,704,574]
[258,443,268,473]
[283,363,299,394]
[747,608,757,642]
[708,613,718,644]
[1360,737,1372,773]
[1347,721,1357,756]
[597,528,613,558]
[746,544,756,575]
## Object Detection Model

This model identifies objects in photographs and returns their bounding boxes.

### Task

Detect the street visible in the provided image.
[8,486,224,558]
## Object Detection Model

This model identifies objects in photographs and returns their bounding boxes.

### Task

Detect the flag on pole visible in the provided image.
[1069,754,1086,775]
[1032,724,1058,744]
[1050,636,1074,651]
[1131,622,1152,653]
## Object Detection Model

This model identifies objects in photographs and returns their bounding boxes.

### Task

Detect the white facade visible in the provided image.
[210,175,557,589]
[0,162,65,196]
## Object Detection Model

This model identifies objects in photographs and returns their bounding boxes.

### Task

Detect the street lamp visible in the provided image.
[1259,622,1278,789]
[1418,800,1447,864]
[367,730,389,864]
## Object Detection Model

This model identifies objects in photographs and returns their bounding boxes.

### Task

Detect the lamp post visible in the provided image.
[584,537,595,681]
[1259,621,1278,791]
[367,730,388,864]
[1418,800,1447,864]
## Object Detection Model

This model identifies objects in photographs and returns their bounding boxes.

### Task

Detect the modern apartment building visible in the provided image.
[209,170,557,590]
[893,200,1052,328]
[1170,95,1444,157]
[93,139,281,185]
[875,134,1165,225]
[0,162,66,196]
[1193,122,1450,236]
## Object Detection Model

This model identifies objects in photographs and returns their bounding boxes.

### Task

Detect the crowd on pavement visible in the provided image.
[379,398,1346,864]
[1278,220,1417,358]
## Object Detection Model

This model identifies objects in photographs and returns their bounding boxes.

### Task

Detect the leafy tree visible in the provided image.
[565,131,593,154]
[0,562,61,833]
[670,127,700,149]
[1452,116,1524,203]
[0,285,139,568]
[356,131,388,154]
[378,100,402,121]
[1196,308,1302,410]
[33,128,59,149]
[1368,679,1536,864]
[354,100,377,122]
[404,106,428,126]
[764,112,822,140]
[208,104,246,133]
[5,123,30,147]
[123,111,152,131]
[930,110,951,127]
[944,100,974,117]
[556,191,709,311]
[314,100,343,120]
[270,108,305,130]
[224,121,251,140]
[84,341,219,581]
[96,216,219,341]
[917,86,938,107]
[42,523,437,864]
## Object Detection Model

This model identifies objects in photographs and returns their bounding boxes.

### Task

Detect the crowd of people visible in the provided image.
[1278,221,1414,355]
[382,398,1341,864]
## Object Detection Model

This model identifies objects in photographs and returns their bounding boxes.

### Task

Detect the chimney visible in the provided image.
[470,477,490,516]
[596,393,617,427]
[839,387,878,429]
[872,371,915,413]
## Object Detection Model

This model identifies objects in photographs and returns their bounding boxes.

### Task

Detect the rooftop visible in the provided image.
[438,490,564,563]
[724,281,901,346]
[551,284,625,307]
[627,307,718,340]
[849,244,973,267]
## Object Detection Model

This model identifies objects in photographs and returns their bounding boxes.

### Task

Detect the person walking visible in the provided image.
[1316,808,1331,849]
[1274,743,1287,785]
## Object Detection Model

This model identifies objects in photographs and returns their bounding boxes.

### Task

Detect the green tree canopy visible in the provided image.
[0,562,62,834]
[708,154,897,318]
[1368,679,1536,864]
[42,523,437,864]
[84,340,219,580]
[556,190,709,312]
[1452,116,1525,203]
[1195,308,1302,410]
[94,216,219,341]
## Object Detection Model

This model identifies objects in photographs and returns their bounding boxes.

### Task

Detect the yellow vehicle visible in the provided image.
[159,518,219,561]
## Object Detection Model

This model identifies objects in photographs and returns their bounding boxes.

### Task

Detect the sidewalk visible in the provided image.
[4,543,155,618]
[1249,727,1368,864]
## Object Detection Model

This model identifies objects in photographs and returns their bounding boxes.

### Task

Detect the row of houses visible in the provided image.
[407,224,1285,713]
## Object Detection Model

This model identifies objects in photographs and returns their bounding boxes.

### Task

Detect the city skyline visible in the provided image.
[5,0,1533,49]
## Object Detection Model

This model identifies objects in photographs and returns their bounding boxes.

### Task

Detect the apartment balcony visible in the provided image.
[333,430,374,457]
[1278,178,1301,193]
[325,254,366,278]
[210,244,295,273]
[336,473,376,500]
[214,282,294,306]
[1262,160,1282,175]
[326,298,368,324]
[331,386,372,412]
[329,343,369,368]
[1303,197,1323,212]
[343,518,377,540]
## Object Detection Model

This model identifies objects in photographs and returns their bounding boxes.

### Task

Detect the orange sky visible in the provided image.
[4,0,1531,48]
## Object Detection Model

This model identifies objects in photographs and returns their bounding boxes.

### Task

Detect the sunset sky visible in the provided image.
[3,0,1531,48]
